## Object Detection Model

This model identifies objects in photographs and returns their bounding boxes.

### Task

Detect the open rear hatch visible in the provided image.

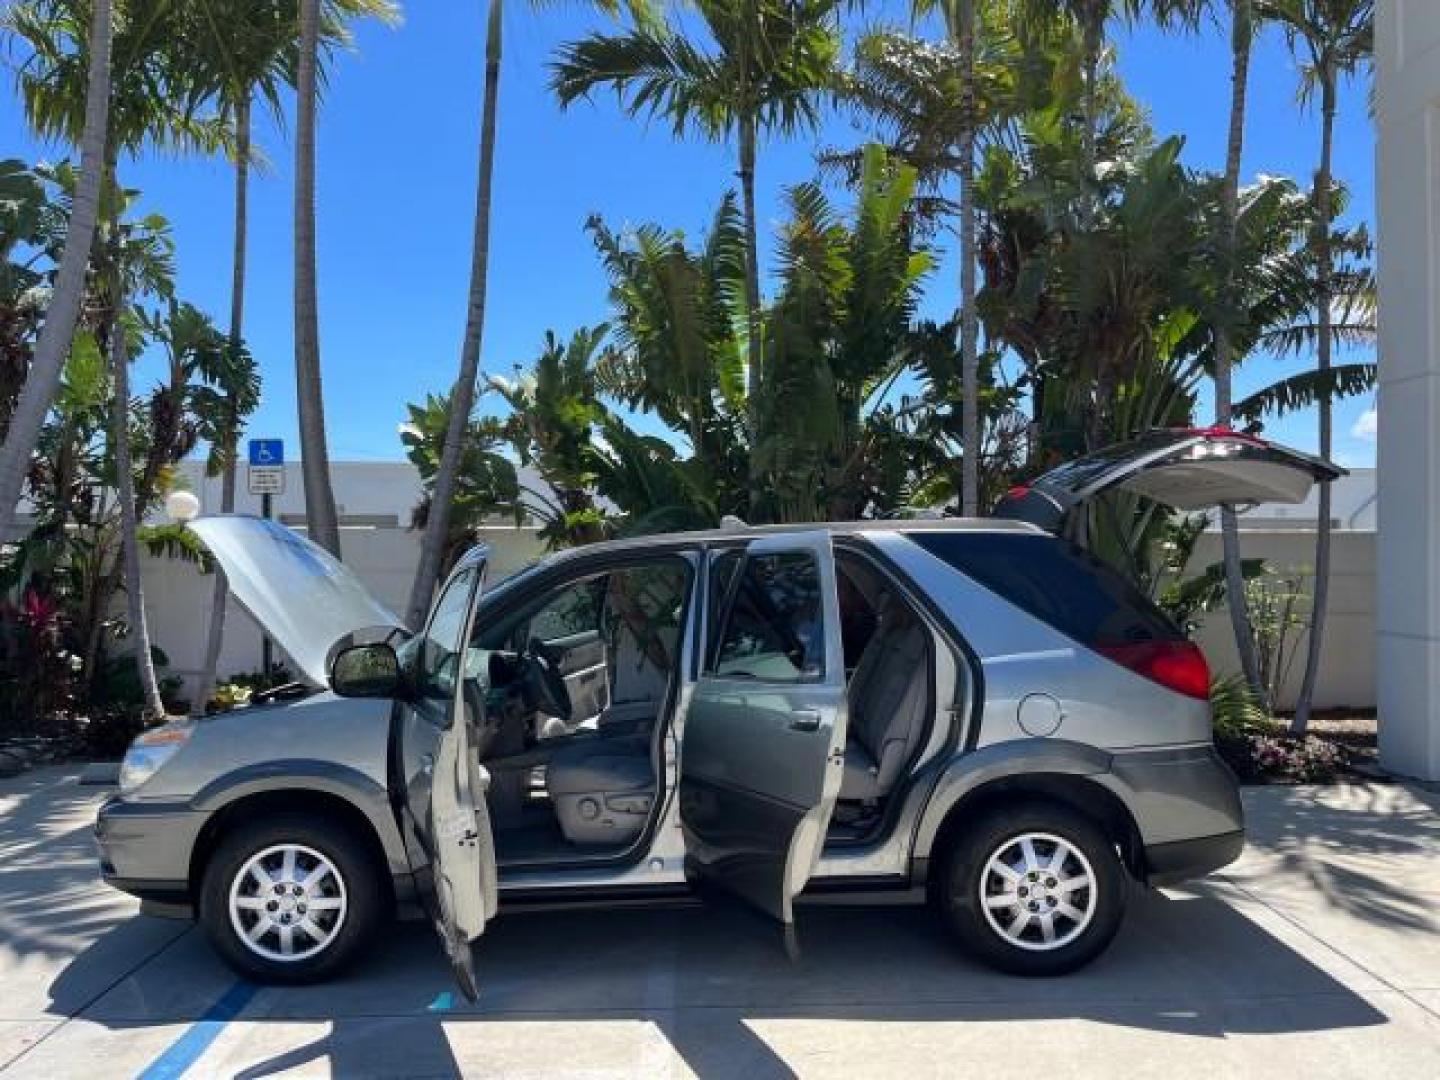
[993,428,1345,534]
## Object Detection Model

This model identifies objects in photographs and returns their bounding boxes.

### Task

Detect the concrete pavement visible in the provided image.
[1,767,1438,1078]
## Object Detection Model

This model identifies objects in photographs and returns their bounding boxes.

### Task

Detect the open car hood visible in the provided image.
[993,428,1345,534]
[188,516,406,687]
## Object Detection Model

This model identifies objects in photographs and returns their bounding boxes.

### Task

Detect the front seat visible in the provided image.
[839,599,930,802]
[546,735,655,846]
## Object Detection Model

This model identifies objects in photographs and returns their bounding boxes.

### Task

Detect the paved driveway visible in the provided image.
[1,767,1439,1078]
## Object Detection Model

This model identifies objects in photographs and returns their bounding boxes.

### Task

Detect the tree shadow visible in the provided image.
[1231,783,1440,934]
[44,886,1390,1079]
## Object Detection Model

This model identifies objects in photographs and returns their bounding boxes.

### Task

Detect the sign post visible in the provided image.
[247,440,285,679]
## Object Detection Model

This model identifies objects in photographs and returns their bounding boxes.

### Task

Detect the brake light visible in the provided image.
[1096,640,1210,700]
[1172,425,1267,447]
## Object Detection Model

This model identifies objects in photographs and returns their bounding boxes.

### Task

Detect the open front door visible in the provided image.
[398,548,498,1002]
[679,531,847,927]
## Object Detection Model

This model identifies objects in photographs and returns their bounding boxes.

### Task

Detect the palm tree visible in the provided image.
[836,5,1017,515]
[404,0,503,627]
[106,312,164,717]
[1210,0,1267,700]
[550,0,843,478]
[8,0,227,713]
[187,0,397,699]
[1260,0,1373,732]
[293,0,341,556]
[0,0,112,538]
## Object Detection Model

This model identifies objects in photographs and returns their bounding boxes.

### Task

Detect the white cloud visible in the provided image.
[1352,407,1378,441]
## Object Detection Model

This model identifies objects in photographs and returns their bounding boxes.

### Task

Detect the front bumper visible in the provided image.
[95,794,205,916]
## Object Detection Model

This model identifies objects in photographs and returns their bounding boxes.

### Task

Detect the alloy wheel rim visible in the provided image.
[228,843,348,963]
[978,831,1097,952]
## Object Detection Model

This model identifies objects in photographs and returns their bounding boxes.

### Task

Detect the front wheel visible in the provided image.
[935,801,1127,976]
[199,813,384,984]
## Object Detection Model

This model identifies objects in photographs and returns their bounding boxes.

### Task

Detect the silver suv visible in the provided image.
[96,429,1340,997]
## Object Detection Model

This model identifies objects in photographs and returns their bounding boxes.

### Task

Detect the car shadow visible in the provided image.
[44,883,1390,1079]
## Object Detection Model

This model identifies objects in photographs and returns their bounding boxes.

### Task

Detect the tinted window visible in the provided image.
[910,532,1180,645]
[711,552,826,681]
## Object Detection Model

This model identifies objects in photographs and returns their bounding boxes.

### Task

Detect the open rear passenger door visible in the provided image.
[398,550,499,1002]
[679,532,847,930]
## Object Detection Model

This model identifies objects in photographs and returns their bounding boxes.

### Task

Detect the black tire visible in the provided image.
[198,812,385,984]
[934,800,1127,976]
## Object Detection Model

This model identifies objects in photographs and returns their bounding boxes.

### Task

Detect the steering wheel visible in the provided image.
[521,637,572,725]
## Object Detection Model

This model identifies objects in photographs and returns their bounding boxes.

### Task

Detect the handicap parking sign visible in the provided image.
[248,439,284,466]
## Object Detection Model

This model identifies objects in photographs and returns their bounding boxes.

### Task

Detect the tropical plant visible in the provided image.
[400,390,521,574]
[0,0,113,538]
[757,145,933,520]
[489,326,614,549]
[551,0,844,473]
[1260,0,1374,732]
[833,5,1023,516]
[1209,672,1269,738]
[1245,565,1311,709]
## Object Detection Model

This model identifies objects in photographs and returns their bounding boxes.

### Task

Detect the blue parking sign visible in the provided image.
[248,439,284,467]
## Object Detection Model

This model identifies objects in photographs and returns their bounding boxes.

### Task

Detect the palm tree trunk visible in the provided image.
[196,92,252,715]
[739,108,764,508]
[1078,1,1103,224]
[108,287,165,720]
[0,0,113,534]
[294,0,342,557]
[1292,71,1338,734]
[1216,0,1265,702]
[405,0,503,629]
[957,0,980,517]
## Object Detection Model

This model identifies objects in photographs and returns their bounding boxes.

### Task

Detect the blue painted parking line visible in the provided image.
[136,980,258,1080]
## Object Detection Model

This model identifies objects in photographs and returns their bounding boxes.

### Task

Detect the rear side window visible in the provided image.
[908,532,1181,646]
[709,552,826,681]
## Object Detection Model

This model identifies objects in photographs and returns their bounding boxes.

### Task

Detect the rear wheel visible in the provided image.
[935,801,1126,975]
[199,813,384,984]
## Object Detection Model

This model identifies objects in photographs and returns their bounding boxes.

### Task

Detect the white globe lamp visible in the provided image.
[166,490,201,523]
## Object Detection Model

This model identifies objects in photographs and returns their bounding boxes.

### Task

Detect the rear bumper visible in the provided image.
[1143,828,1245,887]
[1107,744,1246,886]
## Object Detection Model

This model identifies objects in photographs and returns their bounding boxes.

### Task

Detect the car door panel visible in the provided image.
[392,548,497,1001]
[679,532,846,926]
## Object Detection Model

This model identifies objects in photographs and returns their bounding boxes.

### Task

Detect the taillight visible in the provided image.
[1096,640,1210,700]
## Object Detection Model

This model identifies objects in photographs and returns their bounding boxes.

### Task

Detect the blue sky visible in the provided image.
[2,5,1378,468]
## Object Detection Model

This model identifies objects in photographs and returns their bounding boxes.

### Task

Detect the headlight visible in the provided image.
[118,720,194,794]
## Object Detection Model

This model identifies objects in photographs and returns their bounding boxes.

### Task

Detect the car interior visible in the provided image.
[466,556,692,865]
[463,545,935,866]
[828,552,934,841]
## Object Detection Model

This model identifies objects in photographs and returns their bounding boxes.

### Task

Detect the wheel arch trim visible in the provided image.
[909,740,1145,875]
[189,760,409,880]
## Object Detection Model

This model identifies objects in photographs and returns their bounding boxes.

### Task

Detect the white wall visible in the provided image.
[1189,531,1375,712]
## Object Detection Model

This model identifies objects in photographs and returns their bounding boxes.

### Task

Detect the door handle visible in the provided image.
[789,710,822,733]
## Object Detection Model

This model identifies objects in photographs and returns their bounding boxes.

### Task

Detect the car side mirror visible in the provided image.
[330,642,402,698]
